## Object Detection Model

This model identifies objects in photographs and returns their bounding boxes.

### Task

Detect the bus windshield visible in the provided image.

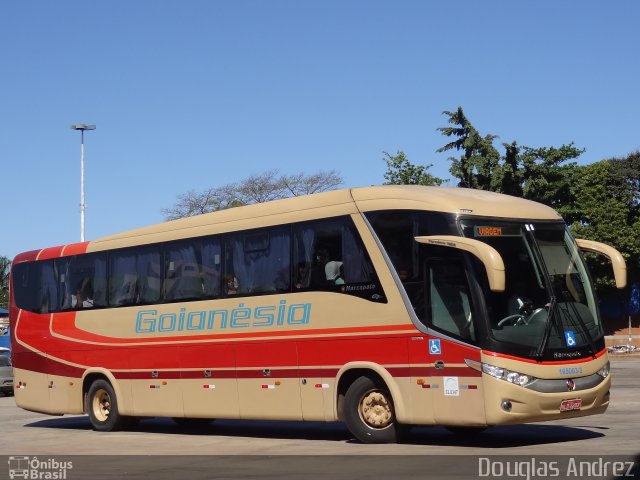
[460,220,603,360]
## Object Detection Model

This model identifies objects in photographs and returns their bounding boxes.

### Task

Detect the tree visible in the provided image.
[383,150,444,186]
[437,107,583,209]
[0,256,10,309]
[437,107,500,190]
[163,170,343,220]
[569,152,640,289]
[518,144,582,216]
[161,184,243,220]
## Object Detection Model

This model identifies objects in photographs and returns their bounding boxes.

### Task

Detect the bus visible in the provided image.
[9,185,626,443]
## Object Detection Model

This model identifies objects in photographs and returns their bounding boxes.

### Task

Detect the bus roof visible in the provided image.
[15,185,562,259]
[85,185,559,252]
[350,185,561,219]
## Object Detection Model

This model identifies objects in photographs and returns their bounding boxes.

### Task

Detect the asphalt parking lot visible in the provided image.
[0,358,638,479]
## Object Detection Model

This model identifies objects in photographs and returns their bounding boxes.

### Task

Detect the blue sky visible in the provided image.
[2,1,639,260]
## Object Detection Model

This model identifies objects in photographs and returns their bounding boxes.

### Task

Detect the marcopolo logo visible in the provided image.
[8,456,73,479]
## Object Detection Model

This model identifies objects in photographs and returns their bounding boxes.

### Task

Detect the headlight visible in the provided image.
[597,361,610,378]
[482,363,535,387]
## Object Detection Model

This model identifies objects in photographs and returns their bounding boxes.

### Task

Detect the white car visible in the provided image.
[0,347,12,396]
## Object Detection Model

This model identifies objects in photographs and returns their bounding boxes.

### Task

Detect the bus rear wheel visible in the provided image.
[87,379,125,432]
[344,376,403,444]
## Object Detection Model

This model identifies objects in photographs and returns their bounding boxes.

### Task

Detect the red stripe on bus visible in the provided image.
[61,242,89,257]
[405,366,482,378]
[483,348,607,365]
[37,245,66,260]
[111,366,481,381]
[12,352,84,377]
[49,314,417,344]
[12,249,41,264]
[15,348,482,381]
[18,323,482,373]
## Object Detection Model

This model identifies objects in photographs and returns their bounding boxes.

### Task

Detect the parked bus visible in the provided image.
[9,186,626,443]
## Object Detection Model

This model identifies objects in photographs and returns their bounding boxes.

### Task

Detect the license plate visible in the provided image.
[560,398,582,412]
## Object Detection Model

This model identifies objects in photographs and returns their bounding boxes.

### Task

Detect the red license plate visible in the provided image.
[560,398,582,412]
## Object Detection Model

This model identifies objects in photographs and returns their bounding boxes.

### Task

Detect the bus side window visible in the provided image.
[201,238,222,298]
[293,217,384,301]
[164,242,205,302]
[225,226,290,296]
[427,255,477,343]
[63,253,108,310]
[138,251,161,304]
[109,249,160,306]
[13,261,50,313]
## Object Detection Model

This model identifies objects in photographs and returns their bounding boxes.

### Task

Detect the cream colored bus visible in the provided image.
[9,186,626,443]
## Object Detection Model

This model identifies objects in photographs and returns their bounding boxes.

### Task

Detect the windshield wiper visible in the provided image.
[523,226,558,360]
[534,295,558,359]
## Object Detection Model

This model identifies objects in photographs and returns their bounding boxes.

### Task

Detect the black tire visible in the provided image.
[343,376,403,444]
[86,379,125,432]
[172,417,215,428]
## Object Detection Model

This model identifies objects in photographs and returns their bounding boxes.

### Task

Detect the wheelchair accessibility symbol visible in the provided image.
[564,331,577,347]
[429,339,441,355]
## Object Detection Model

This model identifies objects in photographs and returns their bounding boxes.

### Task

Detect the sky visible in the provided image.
[2,1,640,260]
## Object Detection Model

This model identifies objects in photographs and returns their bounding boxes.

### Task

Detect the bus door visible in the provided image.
[425,255,486,426]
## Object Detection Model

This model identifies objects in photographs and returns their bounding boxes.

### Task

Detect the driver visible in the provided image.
[507,280,533,315]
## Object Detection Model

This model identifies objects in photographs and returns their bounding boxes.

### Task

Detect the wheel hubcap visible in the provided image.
[359,390,393,428]
[92,388,111,422]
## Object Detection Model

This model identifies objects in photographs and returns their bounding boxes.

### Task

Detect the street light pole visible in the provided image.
[70,124,96,242]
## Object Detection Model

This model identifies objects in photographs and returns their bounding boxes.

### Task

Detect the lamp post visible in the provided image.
[70,124,96,242]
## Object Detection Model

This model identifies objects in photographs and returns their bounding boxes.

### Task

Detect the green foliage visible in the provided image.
[518,144,583,216]
[437,107,582,210]
[569,153,640,289]
[0,256,10,309]
[383,150,444,186]
[437,107,500,190]
[382,105,639,301]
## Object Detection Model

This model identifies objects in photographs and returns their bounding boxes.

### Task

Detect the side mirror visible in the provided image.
[415,235,505,292]
[575,239,627,289]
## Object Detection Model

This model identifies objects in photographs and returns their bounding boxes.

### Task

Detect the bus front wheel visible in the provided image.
[87,379,125,432]
[344,376,403,444]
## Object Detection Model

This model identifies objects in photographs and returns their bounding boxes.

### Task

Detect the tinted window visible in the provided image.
[13,262,44,313]
[164,238,222,301]
[60,253,108,310]
[109,248,161,306]
[426,253,476,342]
[366,210,453,281]
[13,216,388,313]
[293,217,384,301]
[366,210,457,313]
[225,227,290,296]
[13,259,65,313]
